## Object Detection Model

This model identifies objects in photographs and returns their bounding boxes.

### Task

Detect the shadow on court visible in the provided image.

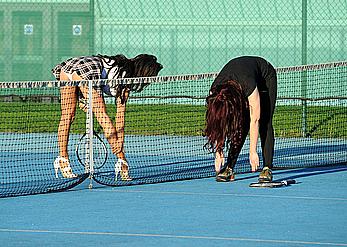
[234,164,347,183]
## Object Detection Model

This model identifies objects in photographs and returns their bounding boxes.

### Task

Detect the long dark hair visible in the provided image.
[131,54,163,77]
[204,80,248,153]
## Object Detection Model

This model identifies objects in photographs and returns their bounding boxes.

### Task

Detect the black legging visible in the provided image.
[226,74,277,170]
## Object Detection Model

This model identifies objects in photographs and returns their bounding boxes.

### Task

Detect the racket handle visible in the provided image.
[281,179,296,186]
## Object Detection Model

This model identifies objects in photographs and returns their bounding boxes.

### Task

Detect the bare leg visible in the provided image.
[115,90,129,160]
[58,72,77,161]
[54,71,78,178]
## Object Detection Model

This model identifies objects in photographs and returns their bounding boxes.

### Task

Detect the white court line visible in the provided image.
[0,228,346,246]
[91,189,347,202]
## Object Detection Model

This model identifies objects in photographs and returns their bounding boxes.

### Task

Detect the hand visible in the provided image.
[78,98,88,113]
[215,151,225,173]
[249,152,259,172]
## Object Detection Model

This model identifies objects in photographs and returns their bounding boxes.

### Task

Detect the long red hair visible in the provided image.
[204,80,249,153]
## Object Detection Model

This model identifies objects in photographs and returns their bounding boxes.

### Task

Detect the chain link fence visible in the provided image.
[0,0,346,81]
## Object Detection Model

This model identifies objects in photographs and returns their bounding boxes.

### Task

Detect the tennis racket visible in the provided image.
[75,93,109,170]
[75,130,108,170]
[249,179,296,188]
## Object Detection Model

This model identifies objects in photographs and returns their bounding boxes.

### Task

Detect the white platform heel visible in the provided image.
[54,157,77,179]
[114,158,132,181]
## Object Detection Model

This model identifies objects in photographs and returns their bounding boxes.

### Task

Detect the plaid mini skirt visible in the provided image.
[52,55,130,96]
[53,55,109,80]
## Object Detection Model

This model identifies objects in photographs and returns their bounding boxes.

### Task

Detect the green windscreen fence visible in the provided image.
[0,1,93,81]
[0,0,346,80]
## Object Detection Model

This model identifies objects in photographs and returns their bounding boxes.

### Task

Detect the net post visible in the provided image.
[86,79,94,189]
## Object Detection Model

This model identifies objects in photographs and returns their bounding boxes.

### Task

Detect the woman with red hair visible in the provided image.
[205,56,277,182]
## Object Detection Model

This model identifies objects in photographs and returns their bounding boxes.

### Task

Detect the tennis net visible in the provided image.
[0,61,346,197]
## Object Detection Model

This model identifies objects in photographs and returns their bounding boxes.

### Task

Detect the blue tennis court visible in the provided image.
[0,164,346,247]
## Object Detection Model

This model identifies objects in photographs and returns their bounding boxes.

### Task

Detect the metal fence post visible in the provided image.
[301,0,308,137]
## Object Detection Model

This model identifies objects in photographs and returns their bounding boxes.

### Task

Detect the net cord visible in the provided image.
[0,60,346,88]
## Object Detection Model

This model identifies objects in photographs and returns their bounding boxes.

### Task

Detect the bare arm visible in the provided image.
[248,87,261,172]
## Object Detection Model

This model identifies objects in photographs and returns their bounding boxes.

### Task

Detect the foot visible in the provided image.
[115,158,132,181]
[258,167,273,183]
[54,157,77,179]
[216,167,235,182]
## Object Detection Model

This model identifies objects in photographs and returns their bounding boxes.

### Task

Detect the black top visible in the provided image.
[211,56,276,97]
